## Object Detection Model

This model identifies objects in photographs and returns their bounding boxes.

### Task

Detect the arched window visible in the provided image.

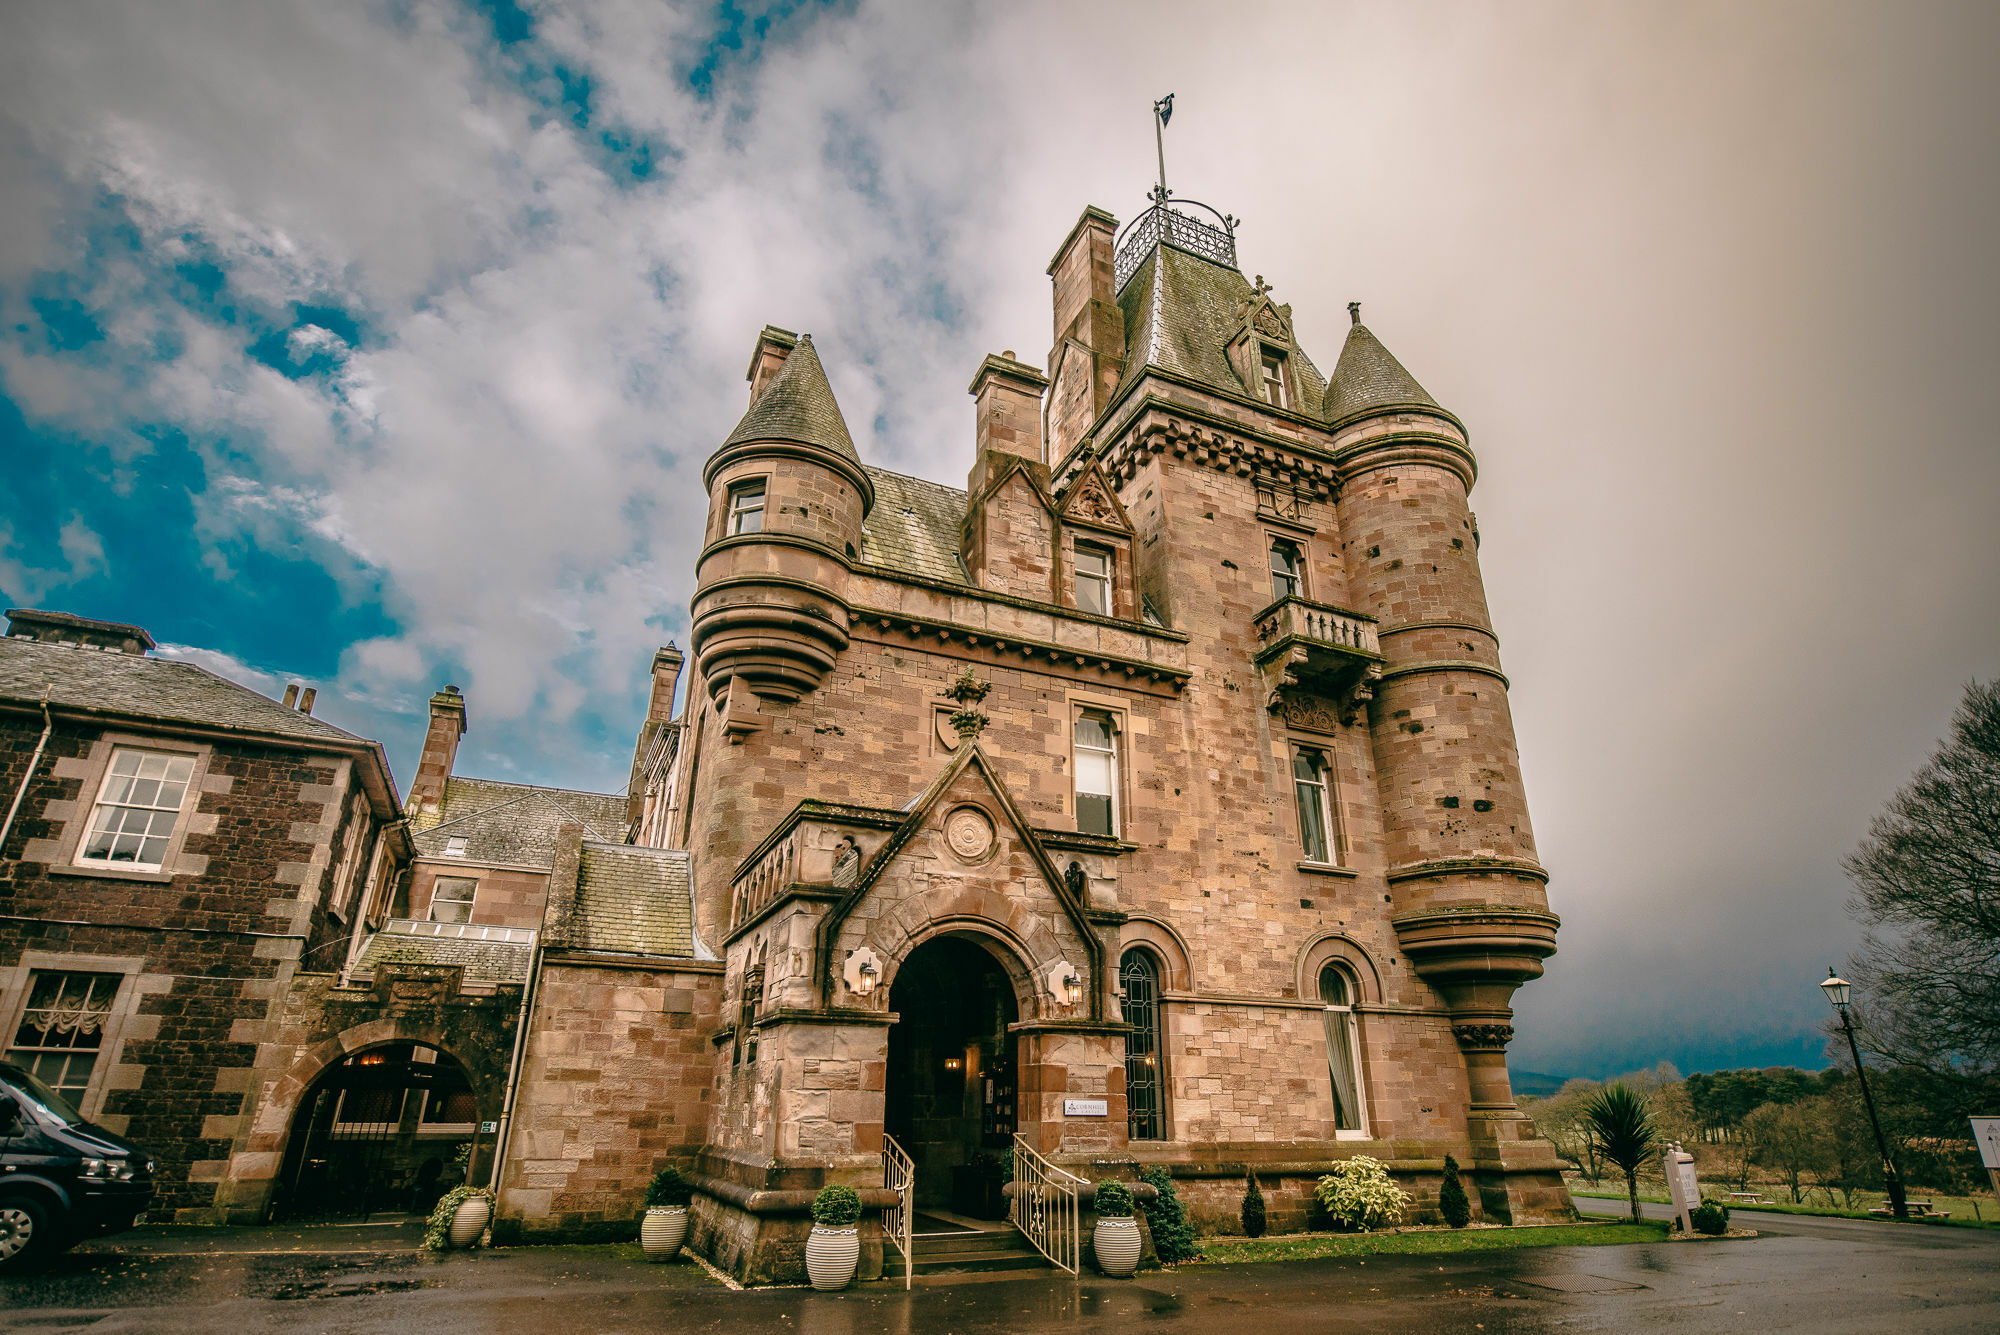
[1319,963,1367,1135]
[1122,949,1166,1141]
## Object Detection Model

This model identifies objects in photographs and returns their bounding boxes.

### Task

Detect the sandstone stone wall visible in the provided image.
[497,956,722,1240]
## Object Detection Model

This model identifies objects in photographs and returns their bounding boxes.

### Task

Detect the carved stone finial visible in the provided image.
[942,666,992,739]
[1348,301,1362,326]
[1253,274,1273,300]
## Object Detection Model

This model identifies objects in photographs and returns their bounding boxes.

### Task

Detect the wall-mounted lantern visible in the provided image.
[1047,961,1084,1010]
[844,946,883,999]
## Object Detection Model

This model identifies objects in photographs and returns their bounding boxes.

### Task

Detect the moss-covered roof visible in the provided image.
[411,776,627,865]
[860,466,968,584]
[719,333,859,465]
[566,841,699,957]
[1113,244,1328,412]
[1322,320,1443,426]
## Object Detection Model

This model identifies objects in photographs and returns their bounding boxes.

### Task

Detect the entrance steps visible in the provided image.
[904,1214,1050,1276]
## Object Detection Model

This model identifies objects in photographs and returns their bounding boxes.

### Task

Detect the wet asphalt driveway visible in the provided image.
[2,1206,1996,1334]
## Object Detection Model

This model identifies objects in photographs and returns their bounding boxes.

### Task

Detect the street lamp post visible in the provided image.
[1820,969,1909,1220]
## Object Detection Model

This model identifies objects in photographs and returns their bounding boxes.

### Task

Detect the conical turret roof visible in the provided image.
[720,334,859,465]
[1321,317,1446,427]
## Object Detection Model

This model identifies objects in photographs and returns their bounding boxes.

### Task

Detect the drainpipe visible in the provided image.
[486,930,546,1203]
[0,690,54,859]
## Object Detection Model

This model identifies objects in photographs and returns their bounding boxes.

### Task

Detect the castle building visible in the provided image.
[0,183,1567,1283]
[645,190,1567,1276]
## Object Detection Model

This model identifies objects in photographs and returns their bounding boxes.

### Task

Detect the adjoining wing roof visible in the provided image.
[354,925,534,984]
[412,776,627,866]
[566,842,702,958]
[859,466,968,585]
[1112,244,1329,414]
[719,333,859,465]
[1322,320,1444,426]
[0,635,363,745]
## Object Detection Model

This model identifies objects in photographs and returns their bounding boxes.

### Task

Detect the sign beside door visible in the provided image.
[1063,1098,1109,1118]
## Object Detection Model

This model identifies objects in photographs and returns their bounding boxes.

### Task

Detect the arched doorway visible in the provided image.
[885,935,1019,1219]
[272,1042,483,1222]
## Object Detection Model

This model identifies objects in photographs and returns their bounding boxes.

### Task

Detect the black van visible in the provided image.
[0,1061,154,1269]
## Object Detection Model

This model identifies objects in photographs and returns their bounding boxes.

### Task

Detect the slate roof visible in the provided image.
[566,841,701,957]
[859,467,969,584]
[412,776,628,866]
[353,927,534,984]
[719,333,860,466]
[1321,320,1444,426]
[0,635,364,746]
[1113,243,1329,414]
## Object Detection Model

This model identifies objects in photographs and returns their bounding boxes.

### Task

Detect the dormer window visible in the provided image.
[1270,539,1304,601]
[728,479,766,535]
[1260,347,1290,409]
[1074,543,1113,616]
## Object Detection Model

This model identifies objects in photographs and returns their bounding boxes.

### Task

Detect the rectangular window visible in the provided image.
[6,971,121,1098]
[79,748,195,869]
[443,836,468,857]
[728,479,766,535]
[1293,746,1340,865]
[1270,538,1303,601]
[1074,544,1112,616]
[428,876,478,924]
[1260,347,1289,408]
[1074,710,1119,837]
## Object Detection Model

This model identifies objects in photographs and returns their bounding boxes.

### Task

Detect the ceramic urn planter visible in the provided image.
[1093,1216,1141,1277]
[448,1194,492,1250]
[805,1224,860,1291]
[641,1206,689,1260]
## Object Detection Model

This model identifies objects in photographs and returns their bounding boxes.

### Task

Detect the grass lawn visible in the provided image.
[1196,1220,1671,1264]
[1570,1186,2000,1230]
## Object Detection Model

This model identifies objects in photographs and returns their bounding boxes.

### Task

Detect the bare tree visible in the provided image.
[1745,1101,1830,1204]
[1844,680,2000,1096]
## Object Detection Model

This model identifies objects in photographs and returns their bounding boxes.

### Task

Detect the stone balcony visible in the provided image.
[1252,595,1383,701]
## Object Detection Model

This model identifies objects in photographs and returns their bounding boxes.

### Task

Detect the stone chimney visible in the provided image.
[4,609,155,656]
[649,644,684,721]
[1044,206,1126,464]
[408,685,467,818]
[744,325,799,404]
[962,352,1057,600]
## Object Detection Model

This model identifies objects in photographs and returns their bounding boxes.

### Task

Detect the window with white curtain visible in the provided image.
[1319,963,1367,1136]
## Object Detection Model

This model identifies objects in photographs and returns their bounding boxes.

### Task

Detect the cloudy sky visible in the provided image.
[4,0,1996,1079]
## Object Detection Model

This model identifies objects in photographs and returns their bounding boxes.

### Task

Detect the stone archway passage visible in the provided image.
[271,1043,482,1222]
[885,935,1019,1218]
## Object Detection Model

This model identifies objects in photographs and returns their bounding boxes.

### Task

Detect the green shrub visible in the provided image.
[1241,1171,1267,1238]
[1140,1167,1201,1264]
[646,1165,693,1209]
[1094,1179,1135,1218]
[812,1183,862,1227]
[424,1185,490,1251]
[1438,1154,1472,1228]
[1314,1156,1411,1232]
[1691,1200,1730,1236]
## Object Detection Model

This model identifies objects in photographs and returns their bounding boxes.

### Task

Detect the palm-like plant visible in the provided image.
[1585,1082,1659,1223]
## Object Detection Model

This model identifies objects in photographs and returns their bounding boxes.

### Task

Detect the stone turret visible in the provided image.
[690,333,870,739]
[1328,305,1560,1214]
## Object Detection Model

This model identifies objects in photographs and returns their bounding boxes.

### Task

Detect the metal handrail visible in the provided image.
[882,1133,915,1290]
[1010,1134,1083,1274]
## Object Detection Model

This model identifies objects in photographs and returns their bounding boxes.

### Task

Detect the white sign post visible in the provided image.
[1661,1141,1698,1233]
[1972,1117,2000,1201]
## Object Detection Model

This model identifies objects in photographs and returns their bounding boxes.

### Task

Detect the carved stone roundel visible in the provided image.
[944,805,996,861]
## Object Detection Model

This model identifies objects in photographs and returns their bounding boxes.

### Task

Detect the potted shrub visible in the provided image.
[806,1184,862,1291]
[641,1166,694,1260]
[426,1185,492,1251]
[1092,1180,1141,1278]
